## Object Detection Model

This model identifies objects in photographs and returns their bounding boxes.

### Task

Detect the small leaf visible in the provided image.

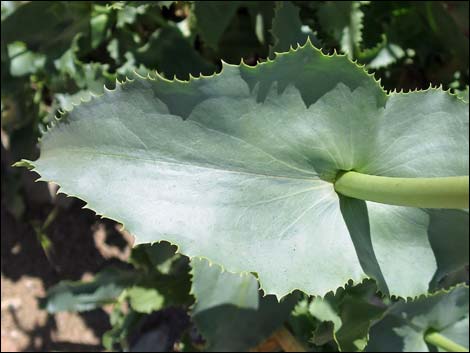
[269,1,319,58]
[366,286,469,352]
[310,281,386,351]
[7,42,46,76]
[12,159,34,170]
[191,258,259,314]
[191,258,298,352]
[41,267,137,313]
[130,241,179,273]
[361,40,405,69]
[194,1,241,49]
[133,26,215,80]
[1,2,91,60]
[103,308,144,351]
[115,4,145,28]
[126,286,165,314]
[317,1,364,57]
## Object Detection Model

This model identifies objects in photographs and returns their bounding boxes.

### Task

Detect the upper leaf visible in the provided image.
[20,42,469,299]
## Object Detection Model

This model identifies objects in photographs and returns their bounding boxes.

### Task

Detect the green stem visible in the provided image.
[334,171,469,209]
[424,331,469,352]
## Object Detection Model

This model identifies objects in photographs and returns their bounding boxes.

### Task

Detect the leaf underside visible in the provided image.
[21,41,469,299]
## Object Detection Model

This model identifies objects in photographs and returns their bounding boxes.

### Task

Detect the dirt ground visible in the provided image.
[1,194,134,352]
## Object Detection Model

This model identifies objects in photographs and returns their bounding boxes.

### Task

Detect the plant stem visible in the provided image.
[424,331,469,352]
[334,171,469,209]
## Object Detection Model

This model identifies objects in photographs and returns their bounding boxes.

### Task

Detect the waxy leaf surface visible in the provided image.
[21,42,469,299]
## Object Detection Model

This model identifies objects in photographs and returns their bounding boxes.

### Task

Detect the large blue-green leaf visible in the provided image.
[18,42,469,299]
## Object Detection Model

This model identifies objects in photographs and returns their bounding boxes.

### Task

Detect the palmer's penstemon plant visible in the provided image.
[16,39,469,297]
[4,0,468,350]
[16,39,469,352]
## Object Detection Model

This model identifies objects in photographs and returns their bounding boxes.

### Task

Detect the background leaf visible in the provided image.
[191,258,298,352]
[40,267,137,313]
[366,286,469,352]
[269,1,319,58]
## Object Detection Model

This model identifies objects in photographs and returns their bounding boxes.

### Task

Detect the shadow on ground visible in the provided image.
[1,185,132,351]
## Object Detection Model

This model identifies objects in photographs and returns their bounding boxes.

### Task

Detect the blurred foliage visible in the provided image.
[1,1,468,351]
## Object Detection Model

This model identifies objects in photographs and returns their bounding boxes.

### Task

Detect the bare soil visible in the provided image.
[1,196,133,352]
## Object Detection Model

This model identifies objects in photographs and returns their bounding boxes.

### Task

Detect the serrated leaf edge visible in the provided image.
[15,38,469,301]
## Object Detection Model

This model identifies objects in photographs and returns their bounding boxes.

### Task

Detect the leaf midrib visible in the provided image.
[187,117,320,177]
[43,148,328,183]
